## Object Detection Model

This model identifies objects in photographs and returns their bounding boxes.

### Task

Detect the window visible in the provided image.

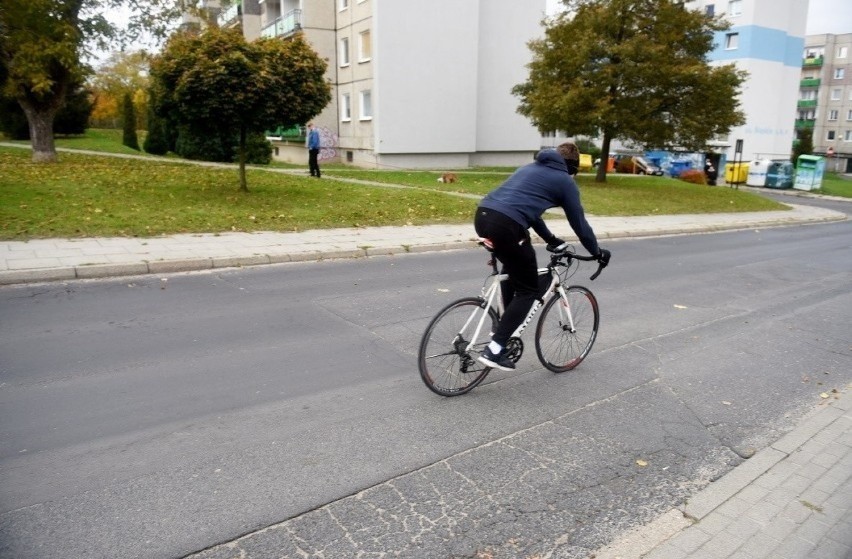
[829,110,839,121]
[358,30,371,62]
[800,90,816,100]
[838,46,848,58]
[341,93,351,121]
[705,4,714,15]
[827,130,836,140]
[725,33,738,50]
[339,0,348,10]
[359,90,372,120]
[847,109,852,121]
[339,37,350,66]
[831,88,842,100]
[834,68,845,79]
[728,0,742,16]
[845,130,852,141]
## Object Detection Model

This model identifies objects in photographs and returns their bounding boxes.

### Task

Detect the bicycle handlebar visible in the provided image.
[546,243,609,281]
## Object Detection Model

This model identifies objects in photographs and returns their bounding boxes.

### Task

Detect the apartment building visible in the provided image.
[798,33,852,173]
[683,0,808,163]
[205,0,546,168]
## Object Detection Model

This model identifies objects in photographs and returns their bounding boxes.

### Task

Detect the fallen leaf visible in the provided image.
[820,392,829,399]
[722,401,732,406]
[636,459,648,467]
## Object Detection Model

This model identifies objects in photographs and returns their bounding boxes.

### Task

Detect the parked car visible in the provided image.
[633,156,664,176]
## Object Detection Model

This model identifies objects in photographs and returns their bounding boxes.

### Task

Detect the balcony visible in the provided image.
[799,78,821,88]
[797,99,817,109]
[261,9,302,38]
[218,1,241,27]
[795,119,815,130]
[802,56,823,67]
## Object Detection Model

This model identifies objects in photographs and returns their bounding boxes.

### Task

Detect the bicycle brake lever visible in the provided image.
[589,262,604,281]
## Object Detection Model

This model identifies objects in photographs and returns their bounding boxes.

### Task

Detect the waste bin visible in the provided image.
[725,162,749,184]
[765,161,794,189]
[794,155,825,191]
[669,160,692,178]
[746,159,772,186]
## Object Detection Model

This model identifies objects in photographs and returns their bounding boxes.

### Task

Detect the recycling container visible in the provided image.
[765,161,794,189]
[794,155,825,191]
[725,162,749,184]
[746,159,772,186]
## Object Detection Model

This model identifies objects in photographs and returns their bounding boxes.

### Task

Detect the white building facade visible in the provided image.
[212,0,547,168]
[685,0,809,162]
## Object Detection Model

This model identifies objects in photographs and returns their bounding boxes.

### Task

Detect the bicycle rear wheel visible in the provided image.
[534,286,599,373]
[418,297,497,396]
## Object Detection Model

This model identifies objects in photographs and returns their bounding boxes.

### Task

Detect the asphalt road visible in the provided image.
[1,196,850,559]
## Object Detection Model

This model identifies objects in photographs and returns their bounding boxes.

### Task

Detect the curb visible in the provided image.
[592,389,852,559]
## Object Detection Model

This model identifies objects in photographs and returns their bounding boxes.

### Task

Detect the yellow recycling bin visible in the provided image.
[725,162,749,184]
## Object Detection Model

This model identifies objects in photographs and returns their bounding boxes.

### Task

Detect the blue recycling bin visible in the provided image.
[766,161,794,189]
[668,160,692,177]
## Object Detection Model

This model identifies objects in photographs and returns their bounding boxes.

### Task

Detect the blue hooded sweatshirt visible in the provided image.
[478,149,600,255]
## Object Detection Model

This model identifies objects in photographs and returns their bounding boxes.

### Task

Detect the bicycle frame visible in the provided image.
[464,264,576,353]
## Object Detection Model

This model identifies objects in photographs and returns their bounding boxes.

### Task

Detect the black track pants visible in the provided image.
[474,207,542,347]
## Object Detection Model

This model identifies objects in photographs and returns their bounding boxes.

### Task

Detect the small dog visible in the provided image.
[437,172,457,183]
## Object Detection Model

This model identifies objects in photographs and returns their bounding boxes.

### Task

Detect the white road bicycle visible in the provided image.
[418,241,608,397]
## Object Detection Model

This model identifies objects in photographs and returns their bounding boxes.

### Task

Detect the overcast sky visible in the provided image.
[544,0,852,35]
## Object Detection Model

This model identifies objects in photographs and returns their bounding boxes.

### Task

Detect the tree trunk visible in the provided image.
[595,133,612,183]
[20,102,59,163]
[238,125,248,192]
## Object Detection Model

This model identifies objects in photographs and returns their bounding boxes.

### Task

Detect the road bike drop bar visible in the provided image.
[546,243,610,281]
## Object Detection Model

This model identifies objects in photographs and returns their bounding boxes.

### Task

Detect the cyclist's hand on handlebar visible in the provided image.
[596,248,611,266]
[546,238,568,252]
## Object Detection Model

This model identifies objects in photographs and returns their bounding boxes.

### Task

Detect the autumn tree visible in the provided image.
[89,50,151,129]
[0,0,189,162]
[514,0,747,182]
[150,28,331,192]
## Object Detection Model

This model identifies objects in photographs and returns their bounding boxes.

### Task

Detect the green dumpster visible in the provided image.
[794,155,825,191]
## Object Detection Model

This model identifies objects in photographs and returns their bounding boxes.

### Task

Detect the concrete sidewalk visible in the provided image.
[0,203,846,285]
[595,389,852,559]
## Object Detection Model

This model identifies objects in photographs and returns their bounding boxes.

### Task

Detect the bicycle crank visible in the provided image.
[504,337,524,363]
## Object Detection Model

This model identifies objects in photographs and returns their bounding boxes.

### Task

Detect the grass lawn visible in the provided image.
[1,128,793,240]
[816,172,852,198]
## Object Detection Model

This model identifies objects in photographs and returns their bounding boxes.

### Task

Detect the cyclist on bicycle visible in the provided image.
[474,143,610,371]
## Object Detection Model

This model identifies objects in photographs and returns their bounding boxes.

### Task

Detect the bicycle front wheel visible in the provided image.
[418,297,498,396]
[534,286,599,373]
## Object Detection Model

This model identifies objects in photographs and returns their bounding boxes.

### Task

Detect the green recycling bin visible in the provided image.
[794,155,825,191]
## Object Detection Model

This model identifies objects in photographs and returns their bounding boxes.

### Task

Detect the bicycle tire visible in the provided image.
[418,297,498,396]
[534,286,599,373]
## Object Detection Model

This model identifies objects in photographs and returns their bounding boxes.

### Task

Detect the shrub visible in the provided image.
[678,169,707,185]
[1,84,93,139]
[121,93,140,151]
[143,97,170,155]
[238,133,273,165]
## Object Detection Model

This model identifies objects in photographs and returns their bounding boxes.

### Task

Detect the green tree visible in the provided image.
[150,28,331,191]
[792,129,813,163]
[121,91,140,150]
[142,88,170,155]
[0,0,188,162]
[514,0,747,182]
[1,82,93,139]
